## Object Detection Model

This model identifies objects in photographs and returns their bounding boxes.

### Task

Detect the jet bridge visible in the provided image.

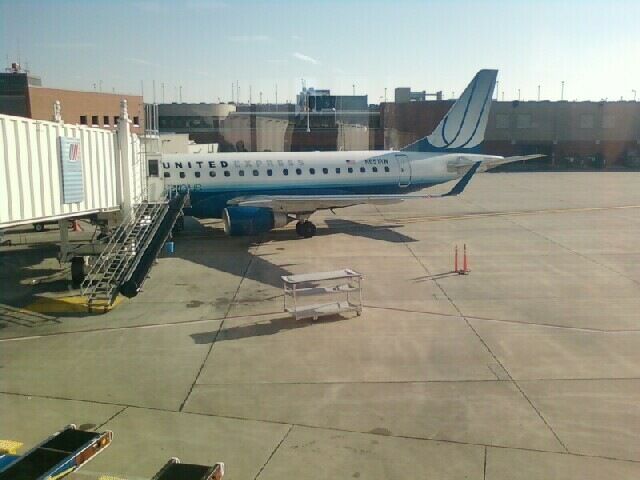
[0,101,185,303]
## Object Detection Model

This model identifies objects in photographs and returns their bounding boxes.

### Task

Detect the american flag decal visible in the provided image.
[68,143,80,161]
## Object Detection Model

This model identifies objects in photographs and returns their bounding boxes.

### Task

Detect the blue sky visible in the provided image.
[1,0,639,103]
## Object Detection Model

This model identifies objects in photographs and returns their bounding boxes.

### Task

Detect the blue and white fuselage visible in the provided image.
[162,149,485,219]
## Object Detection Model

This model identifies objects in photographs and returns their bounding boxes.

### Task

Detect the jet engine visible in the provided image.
[222,206,292,236]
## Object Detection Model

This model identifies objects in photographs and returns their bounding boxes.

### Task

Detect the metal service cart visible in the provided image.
[0,424,112,480]
[282,269,363,321]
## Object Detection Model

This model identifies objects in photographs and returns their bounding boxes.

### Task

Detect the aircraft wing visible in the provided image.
[228,161,482,213]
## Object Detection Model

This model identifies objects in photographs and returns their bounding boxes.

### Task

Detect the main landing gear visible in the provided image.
[295,220,317,238]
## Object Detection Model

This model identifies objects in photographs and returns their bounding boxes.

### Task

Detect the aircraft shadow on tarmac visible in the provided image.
[174,217,416,291]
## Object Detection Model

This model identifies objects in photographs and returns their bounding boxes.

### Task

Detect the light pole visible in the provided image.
[496,80,499,100]
[537,85,540,101]
[561,81,565,101]
[384,87,387,103]
[633,89,637,101]
[518,88,521,101]
[352,84,355,96]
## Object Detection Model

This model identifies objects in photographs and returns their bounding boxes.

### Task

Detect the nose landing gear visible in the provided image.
[295,220,317,238]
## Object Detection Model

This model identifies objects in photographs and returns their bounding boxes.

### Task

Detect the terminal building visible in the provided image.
[382,99,640,168]
[0,63,145,134]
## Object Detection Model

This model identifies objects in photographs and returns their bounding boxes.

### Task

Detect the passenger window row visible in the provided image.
[163,165,391,179]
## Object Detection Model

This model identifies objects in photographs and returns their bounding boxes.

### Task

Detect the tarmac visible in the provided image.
[1,171,639,479]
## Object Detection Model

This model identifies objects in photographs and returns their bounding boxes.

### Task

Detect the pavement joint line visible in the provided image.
[462,197,640,288]
[3,389,639,465]
[0,309,291,344]
[178,242,258,412]
[95,406,128,430]
[405,243,571,454]
[379,204,640,226]
[253,424,293,480]
[483,446,488,480]
[363,304,640,333]
[508,215,640,287]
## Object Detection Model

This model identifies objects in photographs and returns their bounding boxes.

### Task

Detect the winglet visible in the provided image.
[443,161,482,196]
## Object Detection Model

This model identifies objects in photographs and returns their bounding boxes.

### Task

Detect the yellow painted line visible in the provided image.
[0,439,23,454]
[25,295,123,314]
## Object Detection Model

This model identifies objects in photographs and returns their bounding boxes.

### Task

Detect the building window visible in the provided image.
[602,114,616,129]
[384,166,390,172]
[372,166,378,172]
[209,171,216,177]
[348,167,353,173]
[179,172,185,178]
[496,114,509,129]
[239,170,245,176]
[360,167,366,173]
[283,168,288,176]
[195,171,201,178]
[224,170,230,177]
[253,169,259,176]
[335,168,341,174]
[113,116,119,125]
[309,168,315,174]
[103,115,110,125]
[267,169,273,176]
[80,115,88,125]
[91,115,98,126]
[516,114,532,129]
[163,171,170,178]
[148,159,159,176]
[133,116,139,126]
[323,168,328,174]
[580,114,594,129]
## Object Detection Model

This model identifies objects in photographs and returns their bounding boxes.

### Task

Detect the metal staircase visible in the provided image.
[81,200,170,310]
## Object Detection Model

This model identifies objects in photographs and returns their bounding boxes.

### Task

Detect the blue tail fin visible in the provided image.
[402,69,497,153]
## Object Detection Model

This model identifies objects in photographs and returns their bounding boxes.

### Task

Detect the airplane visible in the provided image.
[160,69,540,238]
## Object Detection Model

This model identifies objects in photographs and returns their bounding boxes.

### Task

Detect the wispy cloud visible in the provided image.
[291,35,302,41]
[42,42,96,50]
[292,52,320,65]
[132,1,168,13]
[125,57,160,67]
[228,34,270,43]
[186,1,228,10]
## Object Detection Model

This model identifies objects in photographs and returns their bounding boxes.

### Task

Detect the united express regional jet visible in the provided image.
[161,69,539,238]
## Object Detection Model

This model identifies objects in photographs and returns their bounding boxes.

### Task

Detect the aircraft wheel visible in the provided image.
[301,221,316,238]
[295,221,304,237]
